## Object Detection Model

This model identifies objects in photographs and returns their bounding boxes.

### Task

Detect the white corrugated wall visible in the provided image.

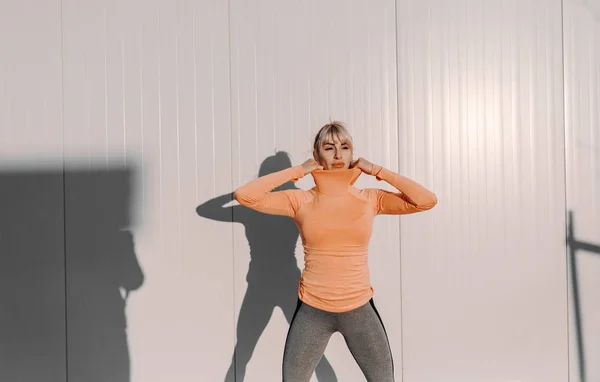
[397,1,569,381]
[0,0,598,381]
[564,1,600,382]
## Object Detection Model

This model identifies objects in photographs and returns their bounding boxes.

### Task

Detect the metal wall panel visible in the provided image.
[396,1,568,381]
[564,1,600,382]
[0,1,66,381]
[61,0,233,381]
[229,1,400,380]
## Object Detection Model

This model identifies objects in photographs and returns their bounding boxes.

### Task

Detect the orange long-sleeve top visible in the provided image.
[234,164,437,312]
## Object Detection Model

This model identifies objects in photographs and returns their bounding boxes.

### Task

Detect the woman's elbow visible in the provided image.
[233,188,253,207]
[417,193,438,211]
[233,189,244,203]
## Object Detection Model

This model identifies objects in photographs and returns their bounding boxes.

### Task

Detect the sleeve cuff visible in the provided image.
[370,165,384,180]
[291,165,305,183]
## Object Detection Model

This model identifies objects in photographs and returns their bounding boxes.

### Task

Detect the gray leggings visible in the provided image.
[282,298,395,382]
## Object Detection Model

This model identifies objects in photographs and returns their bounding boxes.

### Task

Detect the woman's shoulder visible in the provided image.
[282,187,315,202]
[353,187,381,204]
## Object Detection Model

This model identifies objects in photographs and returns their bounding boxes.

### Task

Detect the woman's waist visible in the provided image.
[299,266,372,299]
[302,244,369,256]
[302,254,370,280]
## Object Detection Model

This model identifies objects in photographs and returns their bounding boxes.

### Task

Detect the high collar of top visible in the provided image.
[311,167,362,196]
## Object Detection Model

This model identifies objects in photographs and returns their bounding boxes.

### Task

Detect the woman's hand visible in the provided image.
[350,157,375,174]
[301,158,324,175]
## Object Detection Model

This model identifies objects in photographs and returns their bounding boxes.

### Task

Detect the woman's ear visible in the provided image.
[312,150,319,162]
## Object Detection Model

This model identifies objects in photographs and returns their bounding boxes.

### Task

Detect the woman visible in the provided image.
[234,121,437,382]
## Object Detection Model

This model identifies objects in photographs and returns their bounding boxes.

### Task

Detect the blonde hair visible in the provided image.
[312,121,354,161]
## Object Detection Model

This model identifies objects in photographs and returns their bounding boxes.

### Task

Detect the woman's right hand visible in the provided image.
[301,159,323,175]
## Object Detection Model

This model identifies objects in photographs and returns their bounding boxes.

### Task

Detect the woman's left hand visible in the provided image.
[350,157,375,174]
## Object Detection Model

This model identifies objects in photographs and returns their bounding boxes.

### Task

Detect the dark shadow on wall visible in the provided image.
[567,210,600,382]
[65,167,144,382]
[0,170,67,382]
[0,166,144,382]
[196,152,337,382]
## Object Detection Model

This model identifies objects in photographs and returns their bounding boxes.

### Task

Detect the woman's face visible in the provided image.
[315,133,353,170]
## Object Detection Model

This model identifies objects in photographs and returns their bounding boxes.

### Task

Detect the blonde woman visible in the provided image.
[234,122,437,381]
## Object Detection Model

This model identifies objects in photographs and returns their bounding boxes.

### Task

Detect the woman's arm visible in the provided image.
[233,165,305,217]
[351,157,437,215]
[370,164,437,214]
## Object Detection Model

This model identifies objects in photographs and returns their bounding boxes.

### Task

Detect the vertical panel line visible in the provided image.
[157,3,164,256]
[211,32,216,196]
[175,31,181,262]
[193,12,198,199]
[560,0,573,381]
[394,0,404,380]
[104,6,109,167]
[122,38,127,166]
[227,0,237,380]
[60,0,69,381]
[140,20,145,223]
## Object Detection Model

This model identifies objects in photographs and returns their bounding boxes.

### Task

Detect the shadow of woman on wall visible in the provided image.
[196,151,337,382]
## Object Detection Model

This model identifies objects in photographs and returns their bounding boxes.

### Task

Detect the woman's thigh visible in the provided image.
[338,300,395,382]
[282,300,336,382]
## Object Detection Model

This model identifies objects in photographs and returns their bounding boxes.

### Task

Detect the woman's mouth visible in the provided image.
[332,162,345,168]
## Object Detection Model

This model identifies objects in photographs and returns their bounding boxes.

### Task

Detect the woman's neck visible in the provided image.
[311,167,362,196]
